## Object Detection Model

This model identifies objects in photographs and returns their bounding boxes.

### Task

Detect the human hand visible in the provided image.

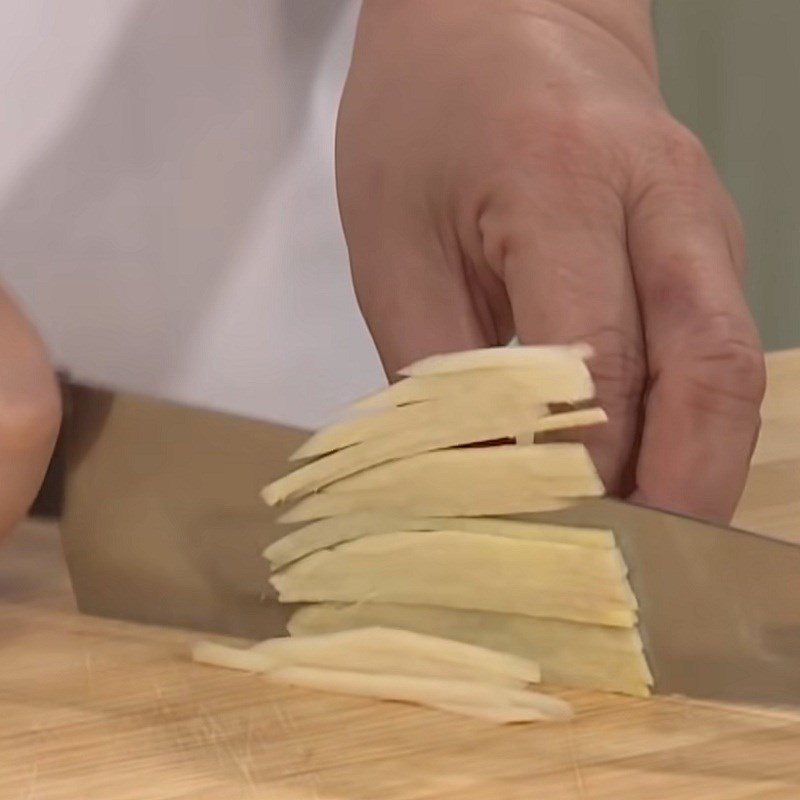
[0,285,61,542]
[336,0,765,523]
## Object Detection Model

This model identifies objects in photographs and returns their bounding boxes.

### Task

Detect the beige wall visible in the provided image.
[655,0,800,350]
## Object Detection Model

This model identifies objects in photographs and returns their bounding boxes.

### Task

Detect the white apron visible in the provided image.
[0,0,382,429]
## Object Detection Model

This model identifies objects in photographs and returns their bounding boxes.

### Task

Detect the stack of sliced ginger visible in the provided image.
[193,345,653,723]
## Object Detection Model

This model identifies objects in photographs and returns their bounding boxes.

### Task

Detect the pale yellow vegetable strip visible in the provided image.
[532,407,607,433]
[276,410,607,506]
[426,518,614,547]
[290,402,444,462]
[288,400,548,463]
[265,513,418,567]
[270,531,636,627]
[192,640,271,673]
[193,641,566,721]
[291,404,605,463]
[267,404,600,504]
[194,628,541,687]
[289,603,644,654]
[431,703,566,724]
[285,527,629,584]
[398,344,592,377]
[266,666,573,722]
[272,445,603,519]
[327,474,601,501]
[281,400,547,472]
[269,409,547,504]
[278,491,572,524]
[264,514,615,570]
[322,445,598,490]
[289,603,652,696]
[354,362,594,412]
[250,627,542,685]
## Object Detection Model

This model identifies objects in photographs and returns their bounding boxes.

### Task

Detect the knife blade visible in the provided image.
[532,497,800,705]
[59,381,308,639]
[59,383,800,707]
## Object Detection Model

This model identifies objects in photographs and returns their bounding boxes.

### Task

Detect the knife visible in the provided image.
[532,498,800,706]
[58,381,307,639]
[56,383,800,706]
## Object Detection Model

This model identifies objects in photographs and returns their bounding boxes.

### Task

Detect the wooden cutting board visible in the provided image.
[1,350,799,800]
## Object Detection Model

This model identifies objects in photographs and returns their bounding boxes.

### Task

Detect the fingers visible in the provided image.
[336,77,501,380]
[0,285,62,540]
[479,181,645,493]
[626,127,765,522]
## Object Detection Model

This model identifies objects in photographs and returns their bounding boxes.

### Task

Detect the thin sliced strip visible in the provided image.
[266,666,573,722]
[265,512,418,568]
[197,638,521,683]
[264,513,615,570]
[289,603,645,654]
[289,603,652,695]
[399,344,592,377]
[194,627,541,686]
[292,403,604,465]
[252,627,541,685]
[532,407,607,434]
[322,473,602,502]
[272,530,632,606]
[276,400,544,482]
[422,518,614,548]
[279,491,572,524]
[270,531,636,627]
[288,399,548,464]
[267,405,599,504]
[273,445,603,519]
[269,408,548,503]
[355,361,594,411]
[193,643,566,720]
[291,402,444,462]
[430,702,565,724]
[193,640,272,673]
[323,445,599,491]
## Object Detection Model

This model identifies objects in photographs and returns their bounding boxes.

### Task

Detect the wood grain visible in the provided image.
[1,350,800,799]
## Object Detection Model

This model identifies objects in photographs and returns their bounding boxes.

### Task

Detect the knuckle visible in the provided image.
[642,116,714,185]
[500,102,617,181]
[647,249,713,309]
[650,118,714,181]
[679,315,766,410]
[659,119,708,163]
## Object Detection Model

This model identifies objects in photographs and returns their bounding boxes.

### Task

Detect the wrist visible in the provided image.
[540,0,657,78]
[358,1,658,81]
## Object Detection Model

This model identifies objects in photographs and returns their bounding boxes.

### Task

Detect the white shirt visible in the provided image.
[0,0,383,429]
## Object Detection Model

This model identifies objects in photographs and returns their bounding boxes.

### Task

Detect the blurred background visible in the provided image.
[655,0,800,352]
[0,0,797,430]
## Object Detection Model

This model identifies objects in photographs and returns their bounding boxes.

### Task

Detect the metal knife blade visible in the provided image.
[59,382,800,707]
[59,381,307,639]
[533,498,800,706]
